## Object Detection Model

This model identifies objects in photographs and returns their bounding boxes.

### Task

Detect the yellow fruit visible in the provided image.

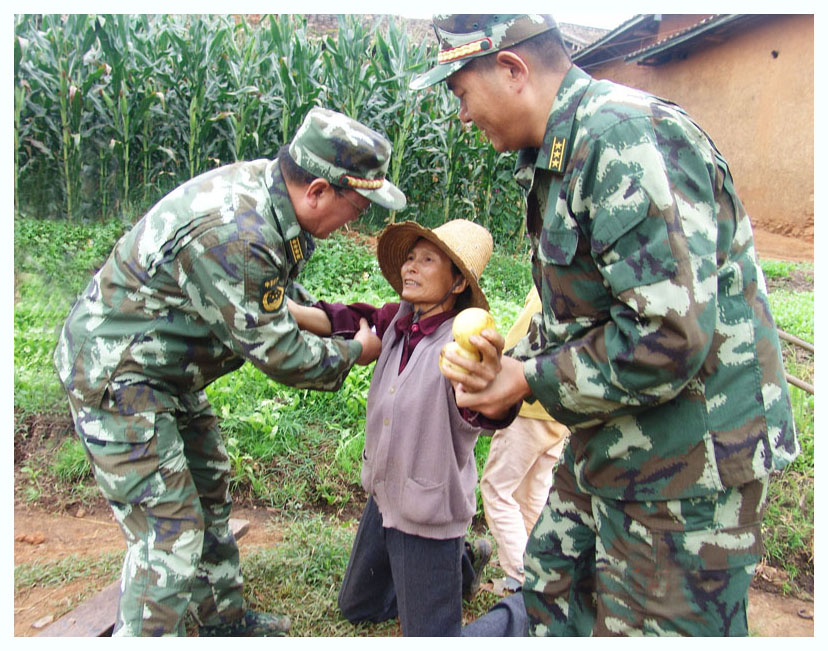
[439,341,480,377]
[452,308,497,354]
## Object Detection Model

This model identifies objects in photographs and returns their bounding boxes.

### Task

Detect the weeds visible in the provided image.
[53,436,91,483]
[14,553,122,591]
[13,215,815,596]
[237,515,500,636]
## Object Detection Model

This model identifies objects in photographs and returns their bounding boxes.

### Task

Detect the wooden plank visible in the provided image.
[37,518,250,637]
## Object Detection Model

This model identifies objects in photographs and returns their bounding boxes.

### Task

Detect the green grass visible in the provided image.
[14,216,815,599]
[14,552,123,591]
[236,514,501,636]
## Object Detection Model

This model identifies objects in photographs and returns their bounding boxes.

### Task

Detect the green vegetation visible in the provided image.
[14,217,815,605]
[14,14,526,246]
[11,11,815,627]
[14,552,123,590]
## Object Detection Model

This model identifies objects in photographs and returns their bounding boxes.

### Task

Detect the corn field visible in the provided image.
[13,13,527,246]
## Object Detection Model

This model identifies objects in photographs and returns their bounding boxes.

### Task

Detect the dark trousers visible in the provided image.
[338,497,475,636]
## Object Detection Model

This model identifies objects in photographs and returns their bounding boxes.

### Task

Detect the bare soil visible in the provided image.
[12,226,814,638]
[12,502,816,637]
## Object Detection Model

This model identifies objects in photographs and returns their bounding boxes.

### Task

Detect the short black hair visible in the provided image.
[469,28,571,74]
[278,144,317,186]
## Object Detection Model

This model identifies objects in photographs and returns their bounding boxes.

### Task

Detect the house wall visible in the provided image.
[584,14,814,242]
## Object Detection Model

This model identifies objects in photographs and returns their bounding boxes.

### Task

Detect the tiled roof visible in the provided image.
[571,13,772,68]
[624,14,752,65]
[558,22,610,52]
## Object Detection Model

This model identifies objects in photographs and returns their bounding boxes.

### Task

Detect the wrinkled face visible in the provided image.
[446,59,520,153]
[399,239,463,313]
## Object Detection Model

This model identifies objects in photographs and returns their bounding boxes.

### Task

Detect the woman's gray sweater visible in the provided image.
[361,301,486,540]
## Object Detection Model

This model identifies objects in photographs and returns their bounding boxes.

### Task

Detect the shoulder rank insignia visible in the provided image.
[549,137,566,173]
[287,236,304,264]
[262,276,285,312]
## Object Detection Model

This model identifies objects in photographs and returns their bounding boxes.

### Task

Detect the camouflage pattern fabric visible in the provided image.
[523,450,768,636]
[54,158,362,415]
[53,156,362,635]
[70,390,244,636]
[289,107,406,210]
[409,14,559,90]
[507,66,799,502]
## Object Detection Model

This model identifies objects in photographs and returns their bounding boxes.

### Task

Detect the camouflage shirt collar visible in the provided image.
[514,66,593,186]
[267,158,316,267]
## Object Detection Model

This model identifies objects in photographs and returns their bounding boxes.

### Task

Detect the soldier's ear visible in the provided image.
[305,178,333,209]
[495,51,530,87]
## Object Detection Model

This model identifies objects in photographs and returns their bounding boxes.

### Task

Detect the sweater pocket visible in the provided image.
[400,477,453,525]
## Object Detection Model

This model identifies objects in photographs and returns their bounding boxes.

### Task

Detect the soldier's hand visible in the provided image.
[451,355,531,420]
[354,318,381,365]
[440,326,505,389]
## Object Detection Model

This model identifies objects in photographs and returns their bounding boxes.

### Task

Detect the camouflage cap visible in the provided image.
[410,14,559,90]
[289,107,406,211]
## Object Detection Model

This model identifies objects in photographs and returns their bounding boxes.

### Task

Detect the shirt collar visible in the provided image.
[394,306,456,339]
[266,158,316,273]
[514,66,593,186]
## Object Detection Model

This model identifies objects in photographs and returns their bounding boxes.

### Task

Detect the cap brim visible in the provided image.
[409,60,468,90]
[356,180,407,211]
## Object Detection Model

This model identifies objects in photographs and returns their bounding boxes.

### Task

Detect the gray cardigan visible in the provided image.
[361,301,487,540]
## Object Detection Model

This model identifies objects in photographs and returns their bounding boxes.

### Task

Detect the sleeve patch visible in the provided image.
[262,276,285,312]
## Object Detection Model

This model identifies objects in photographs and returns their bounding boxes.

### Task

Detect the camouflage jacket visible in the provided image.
[53,159,362,417]
[509,66,799,501]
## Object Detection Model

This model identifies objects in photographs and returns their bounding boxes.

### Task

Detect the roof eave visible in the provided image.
[571,14,659,64]
[625,14,753,66]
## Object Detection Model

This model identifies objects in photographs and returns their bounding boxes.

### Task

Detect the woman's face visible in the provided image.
[399,238,465,314]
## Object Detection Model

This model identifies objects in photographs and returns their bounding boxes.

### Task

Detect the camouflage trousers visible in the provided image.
[68,389,246,636]
[522,455,768,636]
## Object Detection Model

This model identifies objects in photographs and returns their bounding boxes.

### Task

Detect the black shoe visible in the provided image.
[463,538,493,600]
[198,609,291,637]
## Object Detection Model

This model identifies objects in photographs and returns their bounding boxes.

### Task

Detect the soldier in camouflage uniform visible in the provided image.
[413,14,799,637]
[52,107,405,637]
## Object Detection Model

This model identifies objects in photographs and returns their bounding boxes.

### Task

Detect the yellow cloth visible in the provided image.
[505,286,555,421]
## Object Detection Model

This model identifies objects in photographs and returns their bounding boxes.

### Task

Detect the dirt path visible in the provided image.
[13,503,814,637]
[752,228,813,263]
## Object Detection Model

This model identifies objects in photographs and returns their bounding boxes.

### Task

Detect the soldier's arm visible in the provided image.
[518,119,717,424]
[184,238,362,392]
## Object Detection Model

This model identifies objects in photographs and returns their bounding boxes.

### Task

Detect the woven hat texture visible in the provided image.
[377,219,493,310]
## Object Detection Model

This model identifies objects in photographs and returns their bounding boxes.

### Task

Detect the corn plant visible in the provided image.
[212,19,279,161]
[16,14,107,218]
[264,14,326,148]
[319,15,381,123]
[14,13,529,248]
[94,14,170,214]
[368,16,433,224]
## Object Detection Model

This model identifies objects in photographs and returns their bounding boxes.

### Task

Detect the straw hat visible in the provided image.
[377,219,493,310]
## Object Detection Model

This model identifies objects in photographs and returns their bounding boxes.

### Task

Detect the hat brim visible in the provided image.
[355,180,407,211]
[376,221,489,311]
[409,59,469,91]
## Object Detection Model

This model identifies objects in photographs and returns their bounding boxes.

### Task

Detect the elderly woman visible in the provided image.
[289,219,503,636]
